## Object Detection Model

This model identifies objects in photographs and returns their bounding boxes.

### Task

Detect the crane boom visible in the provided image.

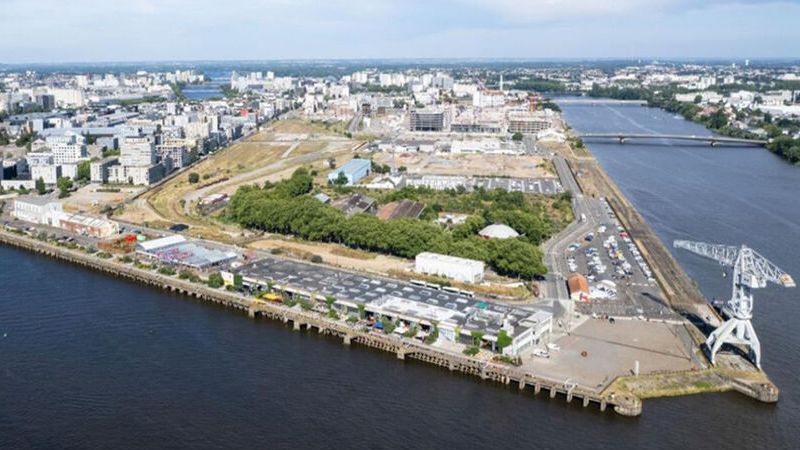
[673,240,739,267]
[674,240,794,287]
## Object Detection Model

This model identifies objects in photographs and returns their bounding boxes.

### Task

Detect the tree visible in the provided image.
[332,171,349,186]
[693,95,702,104]
[471,330,484,347]
[357,303,365,319]
[76,160,91,182]
[207,272,224,288]
[188,172,200,183]
[512,132,523,141]
[35,177,46,195]
[496,329,513,351]
[56,177,73,198]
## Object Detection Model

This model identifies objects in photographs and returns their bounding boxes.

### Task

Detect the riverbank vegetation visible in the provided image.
[226,168,571,279]
[588,84,800,164]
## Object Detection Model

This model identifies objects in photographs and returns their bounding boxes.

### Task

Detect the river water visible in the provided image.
[1,102,798,448]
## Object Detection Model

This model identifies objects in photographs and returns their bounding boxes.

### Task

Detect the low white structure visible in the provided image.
[479,224,519,240]
[501,310,553,357]
[12,196,63,225]
[415,252,484,284]
[10,196,117,237]
[136,235,187,253]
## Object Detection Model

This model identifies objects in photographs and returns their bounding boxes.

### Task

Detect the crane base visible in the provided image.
[706,318,762,369]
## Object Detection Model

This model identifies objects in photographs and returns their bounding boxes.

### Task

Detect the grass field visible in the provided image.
[268,118,348,135]
[119,119,359,243]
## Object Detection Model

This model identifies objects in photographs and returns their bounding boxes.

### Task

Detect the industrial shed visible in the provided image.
[415,252,484,284]
[136,235,238,269]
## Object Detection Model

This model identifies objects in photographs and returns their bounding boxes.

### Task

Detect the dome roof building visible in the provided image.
[478,223,519,240]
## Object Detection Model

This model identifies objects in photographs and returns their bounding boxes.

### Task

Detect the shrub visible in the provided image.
[463,346,480,356]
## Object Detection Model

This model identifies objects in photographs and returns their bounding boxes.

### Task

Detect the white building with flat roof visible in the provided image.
[46,132,87,165]
[12,196,63,225]
[415,252,484,284]
[119,137,156,167]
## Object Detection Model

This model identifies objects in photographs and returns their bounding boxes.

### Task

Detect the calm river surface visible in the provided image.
[1,102,798,449]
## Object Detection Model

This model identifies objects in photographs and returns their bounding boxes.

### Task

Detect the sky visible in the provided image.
[0,0,798,63]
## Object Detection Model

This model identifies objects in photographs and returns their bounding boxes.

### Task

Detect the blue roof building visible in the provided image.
[327,158,372,186]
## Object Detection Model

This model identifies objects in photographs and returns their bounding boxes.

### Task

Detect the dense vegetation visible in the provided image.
[512,78,568,93]
[227,169,568,278]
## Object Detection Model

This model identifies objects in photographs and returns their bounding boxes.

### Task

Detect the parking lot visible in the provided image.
[564,200,678,319]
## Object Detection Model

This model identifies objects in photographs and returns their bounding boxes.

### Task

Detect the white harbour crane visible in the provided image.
[674,240,795,369]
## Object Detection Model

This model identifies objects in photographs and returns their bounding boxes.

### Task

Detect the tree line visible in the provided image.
[227,169,550,278]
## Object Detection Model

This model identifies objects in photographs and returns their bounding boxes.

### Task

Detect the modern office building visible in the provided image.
[410,108,449,132]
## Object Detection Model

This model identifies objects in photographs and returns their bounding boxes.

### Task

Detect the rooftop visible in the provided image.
[479,224,520,239]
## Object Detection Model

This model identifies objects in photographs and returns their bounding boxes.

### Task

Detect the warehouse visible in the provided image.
[136,235,239,269]
[415,252,484,284]
[235,256,551,356]
[56,212,119,238]
[327,158,371,186]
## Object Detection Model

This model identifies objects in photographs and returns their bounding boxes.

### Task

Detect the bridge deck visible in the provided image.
[579,133,767,146]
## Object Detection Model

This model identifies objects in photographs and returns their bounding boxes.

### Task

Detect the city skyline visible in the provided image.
[1,0,799,63]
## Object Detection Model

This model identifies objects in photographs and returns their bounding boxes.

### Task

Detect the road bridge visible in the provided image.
[579,133,768,147]
[557,99,648,106]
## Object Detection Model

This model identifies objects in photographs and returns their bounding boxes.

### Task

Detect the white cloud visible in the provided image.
[458,0,794,22]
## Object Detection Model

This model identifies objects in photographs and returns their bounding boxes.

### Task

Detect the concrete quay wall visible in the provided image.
[0,229,641,417]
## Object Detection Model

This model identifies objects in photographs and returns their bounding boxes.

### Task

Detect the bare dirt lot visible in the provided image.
[66,184,145,214]
[372,153,556,178]
[115,120,360,242]
[248,238,412,275]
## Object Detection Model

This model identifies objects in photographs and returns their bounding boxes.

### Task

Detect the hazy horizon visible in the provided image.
[1,0,799,63]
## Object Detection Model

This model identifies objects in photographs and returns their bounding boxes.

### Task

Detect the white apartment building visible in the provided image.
[473,90,506,108]
[108,164,164,186]
[184,121,211,140]
[46,132,87,165]
[158,142,190,169]
[119,137,156,167]
[27,152,61,185]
